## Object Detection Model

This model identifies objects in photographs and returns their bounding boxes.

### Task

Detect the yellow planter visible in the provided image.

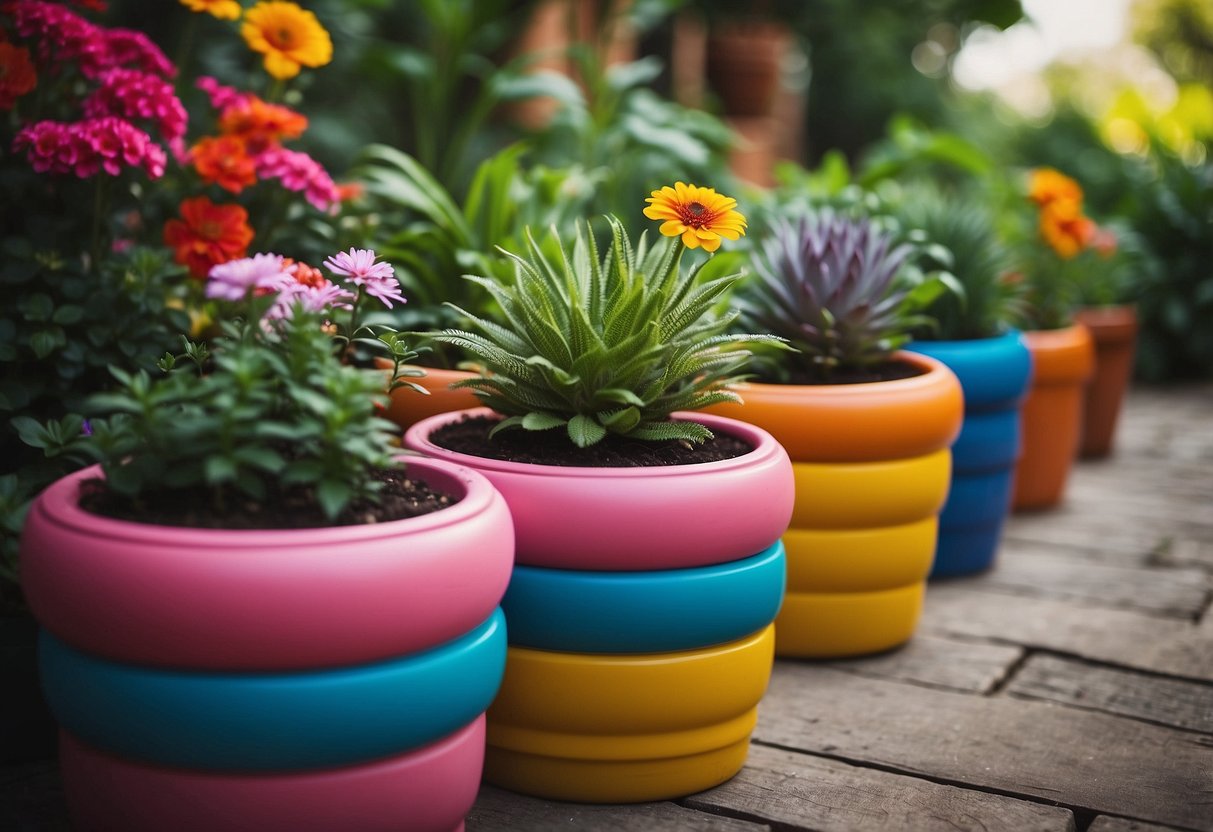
[483,625,774,803]
[707,352,963,658]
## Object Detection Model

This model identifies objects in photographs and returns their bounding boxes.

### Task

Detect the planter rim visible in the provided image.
[29,456,491,547]
[726,350,953,399]
[1022,322,1095,384]
[405,409,785,479]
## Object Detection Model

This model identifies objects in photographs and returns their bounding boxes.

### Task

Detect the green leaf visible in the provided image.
[521,411,565,431]
[316,479,352,520]
[568,414,607,447]
[599,406,641,433]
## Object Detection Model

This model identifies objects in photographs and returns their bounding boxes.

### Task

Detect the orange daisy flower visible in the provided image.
[241,1,333,80]
[179,0,242,20]
[642,182,746,252]
[191,135,258,193]
[163,196,255,278]
[1038,198,1096,260]
[1028,167,1083,208]
[219,96,308,153]
[0,42,38,110]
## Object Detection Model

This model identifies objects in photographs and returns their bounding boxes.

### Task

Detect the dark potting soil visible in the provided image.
[78,466,457,530]
[758,359,926,386]
[430,415,753,467]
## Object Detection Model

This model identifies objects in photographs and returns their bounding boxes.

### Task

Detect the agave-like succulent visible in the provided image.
[431,216,781,447]
[738,210,950,382]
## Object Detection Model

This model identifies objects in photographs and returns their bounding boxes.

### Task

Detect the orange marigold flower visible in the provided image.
[1028,167,1083,207]
[0,42,38,110]
[642,182,746,252]
[219,96,308,153]
[241,1,333,81]
[179,0,242,20]
[191,135,257,193]
[282,257,326,288]
[163,196,255,279]
[1039,198,1096,260]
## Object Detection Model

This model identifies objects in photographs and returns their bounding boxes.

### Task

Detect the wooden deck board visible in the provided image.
[2,383,1210,831]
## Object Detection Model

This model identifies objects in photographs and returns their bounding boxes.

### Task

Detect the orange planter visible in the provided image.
[707,352,963,658]
[1075,305,1138,458]
[1012,323,1095,511]
[376,360,480,433]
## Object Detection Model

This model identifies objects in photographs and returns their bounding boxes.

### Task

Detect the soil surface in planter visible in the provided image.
[432,415,753,467]
[78,466,457,529]
[756,359,925,386]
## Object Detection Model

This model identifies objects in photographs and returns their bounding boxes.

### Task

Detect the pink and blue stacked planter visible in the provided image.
[20,458,514,832]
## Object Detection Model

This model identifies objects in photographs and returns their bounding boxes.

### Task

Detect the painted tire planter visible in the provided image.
[377,360,481,432]
[1013,323,1095,510]
[59,717,485,832]
[706,351,963,658]
[405,410,793,802]
[1075,305,1138,459]
[503,541,786,653]
[21,460,513,670]
[486,625,775,803]
[19,457,514,831]
[908,330,1034,577]
[39,611,505,770]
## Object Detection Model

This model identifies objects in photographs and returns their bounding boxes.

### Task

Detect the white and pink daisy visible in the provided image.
[323,248,406,309]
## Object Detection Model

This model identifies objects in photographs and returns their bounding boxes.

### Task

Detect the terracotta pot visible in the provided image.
[1075,305,1138,458]
[376,359,480,433]
[20,458,514,832]
[705,351,963,658]
[908,330,1034,577]
[404,410,793,802]
[1012,323,1095,511]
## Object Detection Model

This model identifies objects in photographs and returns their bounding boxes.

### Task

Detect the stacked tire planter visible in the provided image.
[1013,323,1096,510]
[405,410,793,803]
[707,351,964,658]
[908,329,1034,577]
[20,458,514,832]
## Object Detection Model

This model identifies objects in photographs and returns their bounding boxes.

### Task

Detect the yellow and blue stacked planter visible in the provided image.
[406,410,795,803]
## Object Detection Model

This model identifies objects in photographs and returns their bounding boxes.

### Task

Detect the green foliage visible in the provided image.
[432,216,782,447]
[738,210,955,381]
[59,310,409,522]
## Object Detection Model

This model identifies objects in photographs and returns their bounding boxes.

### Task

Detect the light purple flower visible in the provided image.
[268,281,356,320]
[255,147,340,212]
[323,248,406,309]
[206,254,294,301]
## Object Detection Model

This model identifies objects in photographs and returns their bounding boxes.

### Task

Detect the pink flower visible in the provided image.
[269,281,356,319]
[254,146,339,212]
[197,76,251,112]
[84,68,188,145]
[206,253,294,301]
[12,117,165,179]
[324,248,406,309]
[9,3,175,79]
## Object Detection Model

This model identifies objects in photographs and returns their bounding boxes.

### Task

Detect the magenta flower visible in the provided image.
[10,3,175,80]
[13,118,167,179]
[84,69,189,146]
[324,248,406,309]
[255,147,340,212]
[206,254,294,301]
[269,281,356,320]
[197,76,250,112]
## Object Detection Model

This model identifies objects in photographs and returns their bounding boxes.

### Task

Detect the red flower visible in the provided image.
[163,196,255,278]
[190,135,257,193]
[0,42,38,109]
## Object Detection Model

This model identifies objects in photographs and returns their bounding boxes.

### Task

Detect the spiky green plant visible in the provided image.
[431,216,782,447]
[738,210,953,383]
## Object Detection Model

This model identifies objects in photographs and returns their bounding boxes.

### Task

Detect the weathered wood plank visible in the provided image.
[467,785,770,831]
[1003,654,1213,733]
[919,583,1213,682]
[685,742,1075,832]
[755,664,1213,831]
[1087,817,1197,832]
[1152,537,1213,571]
[948,546,1210,618]
[825,634,1023,694]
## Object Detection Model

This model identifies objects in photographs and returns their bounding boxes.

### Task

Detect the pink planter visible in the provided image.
[404,409,794,571]
[21,459,514,670]
[58,716,484,832]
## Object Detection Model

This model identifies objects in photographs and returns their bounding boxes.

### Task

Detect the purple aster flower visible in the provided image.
[268,280,356,320]
[206,253,293,301]
[323,248,406,309]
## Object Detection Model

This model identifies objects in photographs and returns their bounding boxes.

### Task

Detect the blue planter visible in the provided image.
[907,331,1033,577]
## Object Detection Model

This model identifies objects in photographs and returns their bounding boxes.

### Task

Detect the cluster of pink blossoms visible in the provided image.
[83,68,188,157]
[206,249,405,321]
[7,1,174,81]
[256,147,340,212]
[14,117,167,179]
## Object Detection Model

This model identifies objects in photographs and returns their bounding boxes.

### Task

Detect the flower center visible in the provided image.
[270,26,296,50]
[677,201,717,229]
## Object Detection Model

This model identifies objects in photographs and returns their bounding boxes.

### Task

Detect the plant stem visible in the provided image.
[88,176,107,272]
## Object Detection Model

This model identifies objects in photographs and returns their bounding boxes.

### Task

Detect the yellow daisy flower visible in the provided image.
[179,0,242,20]
[643,182,747,252]
[241,1,333,81]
